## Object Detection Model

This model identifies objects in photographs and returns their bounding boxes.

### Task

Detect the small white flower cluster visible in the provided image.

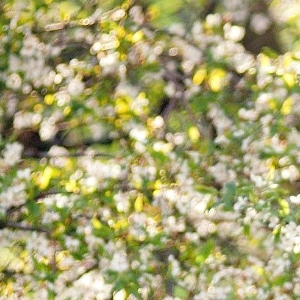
[0,142,31,215]
[0,142,23,166]
[280,222,300,254]
[55,269,112,300]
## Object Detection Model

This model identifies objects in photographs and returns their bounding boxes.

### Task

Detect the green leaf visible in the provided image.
[174,285,189,299]
[148,0,183,27]
[222,181,236,211]
[26,200,42,222]
[196,239,214,263]
[243,224,250,236]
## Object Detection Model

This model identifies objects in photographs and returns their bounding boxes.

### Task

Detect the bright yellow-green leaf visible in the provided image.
[63,106,71,116]
[154,180,162,190]
[268,99,277,111]
[131,30,144,43]
[116,26,126,38]
[115,97,130,114]
[174,285,189,299]
[147,5,160,21]
[279,198,290,216]
[281,97,293,115]
[38,166,61,190]
[208,68,226,92]
[44,94,55,105]
[92,217,102,230]
[259,53,271,67]
[38,166,53,190]
[114,218,128,230]
[253,265,265,276]
[266,164,275,181]
[283,53,293,68]
[58,1,80,21]
[65,179,79,193]
[282,73,295,87]
[53,224,66,237]
[148,0,183,25]
[188,126,200,142]
[134,194,144,212]
[193,68,207,85]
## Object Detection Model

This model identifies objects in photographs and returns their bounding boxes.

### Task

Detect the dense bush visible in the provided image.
[1,0,300,299]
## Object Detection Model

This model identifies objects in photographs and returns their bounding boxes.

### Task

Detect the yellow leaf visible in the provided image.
[147,5,160,21]
[65,179,79,193]
[114,218,128,230]
[272,225,281,236]
[281,97,293,115]
[92,217,102,230]
[208,68,226,92]
[58,1,79,21]
[131,30,144,43]
[259,53,271,67]
[63,106,71,116]
[116,26,126,38]
[115,97,130,114]
[38,166,53,190]
[134,194,144,212]
[282,73,295,88]
[188,126,200,142]
[44,94,55,105]
[279,198,290,216]
[283,53,292,68]
[268,99,277,111]
[138,92,146,99]
[253,266,265,276]
[193,69,207,85]
[153,180,162,191]
[53,224,65,236]
[266,164,275,181]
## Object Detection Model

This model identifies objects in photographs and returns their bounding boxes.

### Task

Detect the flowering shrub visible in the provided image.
[1,0,300,299]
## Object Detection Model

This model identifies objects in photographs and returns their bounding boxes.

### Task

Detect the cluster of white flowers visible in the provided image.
[1,142,23,166]
[55,269,112,300]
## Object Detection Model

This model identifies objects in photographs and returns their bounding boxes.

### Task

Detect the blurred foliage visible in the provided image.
[1,0,300,299]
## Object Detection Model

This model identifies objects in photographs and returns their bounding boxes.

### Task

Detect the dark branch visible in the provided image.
[0,220,50,234]
[23,151,115,159]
